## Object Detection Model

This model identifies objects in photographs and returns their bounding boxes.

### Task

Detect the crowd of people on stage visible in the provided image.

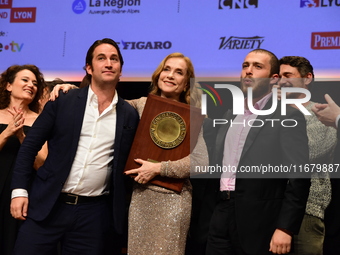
[0,38,339,255]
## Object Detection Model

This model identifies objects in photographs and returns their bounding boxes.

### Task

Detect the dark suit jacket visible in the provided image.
[324,120,340,237]
[11,86,139,235]
[215,97,310,254]
[323,119,340,255]
[187,118,220,255]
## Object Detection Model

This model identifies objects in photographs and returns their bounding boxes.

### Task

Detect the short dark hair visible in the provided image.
[279,56,314,90]
[0,64,45,112]
[249,49,279,76]
[84,38,123,81]
[45,78,65,93]
[279,56,314,79]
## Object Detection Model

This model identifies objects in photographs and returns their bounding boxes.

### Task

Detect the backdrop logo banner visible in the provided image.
[300,0,319,7]
[311,31,340,50]
[300,0,340,7]
[0,0,12,9]
[0,10,8,19]
[218,0,258,9]
[118,40,172,50]
[10,7,36,23]
[0,0,37,23]
[75,0,142,15]
[0,40,24,52]
[219,36,264,50]
[72,0,86,14]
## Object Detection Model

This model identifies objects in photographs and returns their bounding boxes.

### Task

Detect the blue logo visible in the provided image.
[300,0,319,8]
[72,0,86,14]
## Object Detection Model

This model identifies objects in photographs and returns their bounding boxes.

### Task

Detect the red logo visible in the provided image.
[10,7,36,23]
[311,32,340,50]
[0,0,12,9]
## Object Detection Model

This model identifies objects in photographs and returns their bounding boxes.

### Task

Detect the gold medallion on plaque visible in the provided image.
[150,111,186,149]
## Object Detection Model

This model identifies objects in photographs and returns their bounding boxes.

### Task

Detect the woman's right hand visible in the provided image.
[125,159,161,184]
[6,107,25,140]
[49,83,78,101]
[0,107,25,151]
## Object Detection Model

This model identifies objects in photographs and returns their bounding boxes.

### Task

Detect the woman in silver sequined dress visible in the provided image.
[125,53,209,255]
[48,52,209,254]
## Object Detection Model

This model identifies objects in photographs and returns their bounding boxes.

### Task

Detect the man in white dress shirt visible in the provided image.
[10,38,139,255]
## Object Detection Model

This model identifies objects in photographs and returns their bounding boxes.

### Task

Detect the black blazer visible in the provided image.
[188,118,220,253]
[324,121,340,237]
[215,97,311,254]
[11,86,139,234]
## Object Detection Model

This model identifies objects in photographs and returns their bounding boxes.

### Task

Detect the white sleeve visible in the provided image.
[336,114,340,129]
[11,189,28,199]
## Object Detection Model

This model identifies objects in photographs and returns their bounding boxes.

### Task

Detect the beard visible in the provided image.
[240,77,271,99]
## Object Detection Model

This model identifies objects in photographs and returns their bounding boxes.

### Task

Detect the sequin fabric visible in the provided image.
[126,97,209,255]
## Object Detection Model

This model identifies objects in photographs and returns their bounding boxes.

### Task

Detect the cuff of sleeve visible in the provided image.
[11,189,28,199]
[336,114,340,129]
[277,228,294,236]
[160,160,170,177]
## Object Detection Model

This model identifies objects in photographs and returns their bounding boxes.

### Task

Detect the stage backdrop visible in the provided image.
[0,0,339,81]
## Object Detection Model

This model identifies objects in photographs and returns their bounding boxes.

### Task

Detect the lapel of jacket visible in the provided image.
[240,95,276,160]
[112,96,126,173]
[216,109,236,164]
[72,86,89,141]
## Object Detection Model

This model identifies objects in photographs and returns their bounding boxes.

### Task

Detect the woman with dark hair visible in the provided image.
[0,64,48,255]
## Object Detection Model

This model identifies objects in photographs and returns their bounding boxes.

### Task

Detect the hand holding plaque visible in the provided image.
[125,158,162,185]
[124,94,205,192]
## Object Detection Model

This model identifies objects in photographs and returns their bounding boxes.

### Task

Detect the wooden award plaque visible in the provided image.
[124,94,205,192]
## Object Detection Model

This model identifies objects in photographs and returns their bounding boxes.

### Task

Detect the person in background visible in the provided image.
[10,38,139,255]
[0,64,48,255]
[312,94,340,255]
[38,78,67,113]
[185,83,219,255]
[275,56,337,254]
[206,49,310,255]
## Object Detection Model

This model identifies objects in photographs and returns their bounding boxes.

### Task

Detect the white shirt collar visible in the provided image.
[88,85,118,115]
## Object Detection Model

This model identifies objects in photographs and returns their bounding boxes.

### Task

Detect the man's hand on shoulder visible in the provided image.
[49,84,78,101]
[312,94,340,128]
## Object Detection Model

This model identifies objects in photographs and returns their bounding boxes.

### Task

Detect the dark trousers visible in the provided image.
[323,234,340,255]
[13,198,112,255]
[206,197,246,255]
